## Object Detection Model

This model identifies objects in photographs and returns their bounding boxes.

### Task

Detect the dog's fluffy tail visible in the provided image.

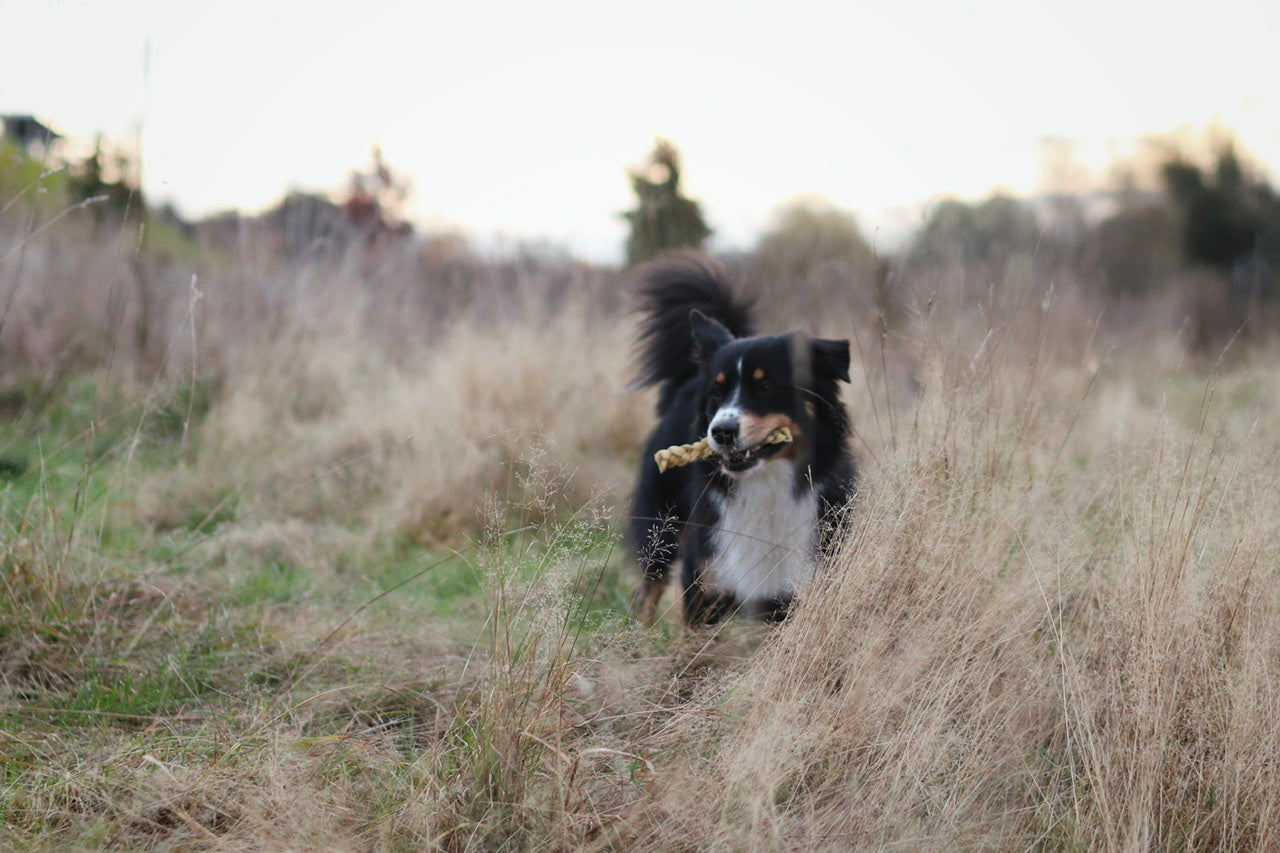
[631,251,756,413]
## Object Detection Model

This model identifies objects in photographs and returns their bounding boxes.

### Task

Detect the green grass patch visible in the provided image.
[0,371,674,851]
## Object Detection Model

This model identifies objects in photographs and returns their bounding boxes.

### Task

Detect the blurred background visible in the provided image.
[4,0,1276,255]
[4,0,1279,371]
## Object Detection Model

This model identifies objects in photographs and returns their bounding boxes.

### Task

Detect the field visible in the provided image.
[4,211,1280,851]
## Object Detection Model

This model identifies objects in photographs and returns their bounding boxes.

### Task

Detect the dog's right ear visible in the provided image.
[690,310,734,362]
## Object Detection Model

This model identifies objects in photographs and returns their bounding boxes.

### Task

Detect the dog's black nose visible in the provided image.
[710,422,738,448]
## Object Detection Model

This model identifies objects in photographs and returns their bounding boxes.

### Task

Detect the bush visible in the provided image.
[745,199,883,329]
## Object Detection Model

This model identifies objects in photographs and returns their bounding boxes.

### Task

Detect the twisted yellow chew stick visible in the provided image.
[654,426,793,473]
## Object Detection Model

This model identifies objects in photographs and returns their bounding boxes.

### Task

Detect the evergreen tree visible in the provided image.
[623,139,711,266]
[1163,145,1261,273]
[1161,143,1280,347]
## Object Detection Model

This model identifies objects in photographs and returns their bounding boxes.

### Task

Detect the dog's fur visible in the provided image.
[628,252,857,626]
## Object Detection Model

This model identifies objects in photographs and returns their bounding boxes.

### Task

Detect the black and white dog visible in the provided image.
[628,252,857,626]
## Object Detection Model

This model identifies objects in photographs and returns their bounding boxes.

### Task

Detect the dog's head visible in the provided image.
[690,310,850,475]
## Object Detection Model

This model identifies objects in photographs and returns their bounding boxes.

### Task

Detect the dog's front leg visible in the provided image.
[680,558,735,626]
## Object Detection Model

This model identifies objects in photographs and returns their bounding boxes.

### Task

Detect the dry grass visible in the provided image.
[6,203,1280,850]
[178,300,650,546]
[612,326,1280,851]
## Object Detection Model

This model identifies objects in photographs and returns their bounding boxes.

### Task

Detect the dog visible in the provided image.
[628,252,857,626]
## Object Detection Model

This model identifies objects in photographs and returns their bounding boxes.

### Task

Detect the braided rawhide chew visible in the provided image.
[653,426,793,473]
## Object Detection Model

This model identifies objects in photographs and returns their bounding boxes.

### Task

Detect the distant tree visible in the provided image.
[623,139,711,266]
[67,134,145,226]
[1163,145,1266,273]
[754,199,876,280]
[1162,143,1280,347]
[257,147,413,257]
[1090,203,1180,295]
[341,145,412,237]
[262,191,351,256]
[907,194,1041,269]
[748,199,883,325]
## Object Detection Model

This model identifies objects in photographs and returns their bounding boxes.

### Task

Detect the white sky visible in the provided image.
[4,0,1277,262]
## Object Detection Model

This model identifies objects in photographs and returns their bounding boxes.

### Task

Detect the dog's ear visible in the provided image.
[690,310,734,362]
[811,337,851,382]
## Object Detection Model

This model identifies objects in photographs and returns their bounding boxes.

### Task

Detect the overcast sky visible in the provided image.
[4,0,1277,262]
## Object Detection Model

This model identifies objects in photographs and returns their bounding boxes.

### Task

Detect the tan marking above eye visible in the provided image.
[715,372,726,384]
[753,368,765,381]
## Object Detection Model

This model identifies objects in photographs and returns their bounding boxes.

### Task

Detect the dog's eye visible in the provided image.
[750,369,780,394]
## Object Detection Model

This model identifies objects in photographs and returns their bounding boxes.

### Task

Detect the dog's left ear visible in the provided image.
[811,338,851,382]
[690,310,735,362]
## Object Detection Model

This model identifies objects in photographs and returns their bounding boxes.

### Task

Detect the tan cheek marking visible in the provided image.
[738,413,801,446]
[753,367,765,381]
[715,372,726,385]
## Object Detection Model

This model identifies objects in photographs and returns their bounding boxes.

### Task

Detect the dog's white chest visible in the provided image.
[710,462,819,601]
